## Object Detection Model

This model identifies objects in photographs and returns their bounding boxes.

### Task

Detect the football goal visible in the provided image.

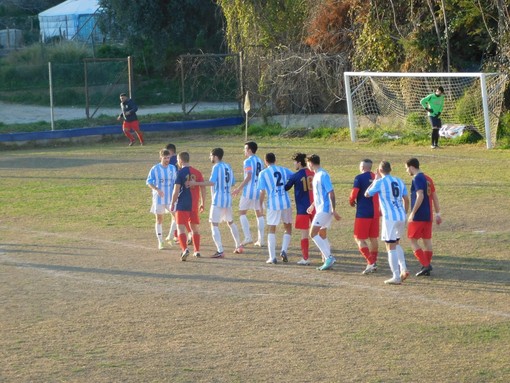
[343,72,508,149]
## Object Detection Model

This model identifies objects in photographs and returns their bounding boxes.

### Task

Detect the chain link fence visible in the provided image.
[1,50,349,122]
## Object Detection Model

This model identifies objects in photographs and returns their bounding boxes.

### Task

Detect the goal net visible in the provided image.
[343,72,508,148]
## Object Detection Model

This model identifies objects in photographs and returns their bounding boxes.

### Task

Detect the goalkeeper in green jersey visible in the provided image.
[420,86,445,149]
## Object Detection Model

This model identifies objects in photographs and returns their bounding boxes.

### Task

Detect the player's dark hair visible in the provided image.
[436,86,444,94]
[306,154,320,165]
[119,93,127,97]
[211,147,224,160]
[292,152,307,167]
[178,151,190,163]
[166,143,176,153]
[265,152,276,164]
[406,158,420,169]
[379,160,392,174]
[245,141,258,153]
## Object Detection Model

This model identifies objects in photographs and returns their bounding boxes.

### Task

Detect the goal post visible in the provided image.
[344,71,508,149]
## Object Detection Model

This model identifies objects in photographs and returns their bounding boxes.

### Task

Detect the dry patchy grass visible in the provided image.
[1,137,509,382]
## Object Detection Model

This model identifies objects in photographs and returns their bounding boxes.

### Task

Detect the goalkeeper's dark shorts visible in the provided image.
[429,116,442,129]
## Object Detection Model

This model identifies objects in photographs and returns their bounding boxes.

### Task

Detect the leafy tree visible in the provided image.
[216,0,311,52]
[98,0,224,75]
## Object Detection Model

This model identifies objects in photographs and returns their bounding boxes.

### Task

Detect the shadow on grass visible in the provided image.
[1,259,333,289]
[0,157,133,169]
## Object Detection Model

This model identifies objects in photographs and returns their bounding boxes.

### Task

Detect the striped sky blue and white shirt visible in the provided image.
[312,168,334,214]
[257,165,293,210]
[367,174,408,221]
[209,161,235,208]
[242,155,264,200]
[146,163,177,205]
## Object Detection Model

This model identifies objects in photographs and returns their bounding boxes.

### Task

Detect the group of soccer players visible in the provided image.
[146,141,441,283]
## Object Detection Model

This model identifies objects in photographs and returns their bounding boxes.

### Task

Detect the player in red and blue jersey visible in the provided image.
[405,158,442,277]
[285,153,315,265]
[349,159,380,274]
[164,143,191,243]
[170,152,205,261]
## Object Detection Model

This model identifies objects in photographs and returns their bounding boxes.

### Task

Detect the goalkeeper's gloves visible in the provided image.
[425,107,432,113]
[436,112,441,117]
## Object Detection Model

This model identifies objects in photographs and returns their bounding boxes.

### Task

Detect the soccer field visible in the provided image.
[1,137,509,382]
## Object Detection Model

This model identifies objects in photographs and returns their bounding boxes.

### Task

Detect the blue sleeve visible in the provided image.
[285,171,298,191]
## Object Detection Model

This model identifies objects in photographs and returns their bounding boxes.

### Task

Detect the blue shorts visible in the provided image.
[429,116,442,129]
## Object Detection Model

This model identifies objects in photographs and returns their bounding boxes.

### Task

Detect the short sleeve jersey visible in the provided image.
[257,165,293,210]
[146,163,177,205]
[210,161,235,208]
[368,175,408,221]
[285,168,314,215]
[312,168,334,214]
[175,166,204,212]
[411,172,436,222]
[352,171,379,219]
[242,155,264,200]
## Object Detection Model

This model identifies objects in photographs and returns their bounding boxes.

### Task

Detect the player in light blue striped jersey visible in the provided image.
[146,149,177,250]
[366,160,410,285]
[188,148,242,257]
[306,154,341,270]
[257,153,294,264]
[232,141,265,247]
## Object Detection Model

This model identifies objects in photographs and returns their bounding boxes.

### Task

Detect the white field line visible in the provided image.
[1,227,509,319]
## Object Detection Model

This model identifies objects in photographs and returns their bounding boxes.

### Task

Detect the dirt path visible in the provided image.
[2,101,239,124]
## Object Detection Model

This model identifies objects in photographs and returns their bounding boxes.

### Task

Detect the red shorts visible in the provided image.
[122,120,141,131]
[175,210,200,226]
[354,217,379,239]
[295,214,313,230]
[407,221,432,239]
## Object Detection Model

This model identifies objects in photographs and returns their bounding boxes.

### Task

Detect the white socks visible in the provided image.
[281,233,291,253]
[240,214,251,242]
[388,249,400,280]
[211,226,223,252]
[268,233,276,260]
[396,244,407,272]
[156,223,163,243]
[257,216,265,243]
[229,223,241,248]
[312,235,329,259]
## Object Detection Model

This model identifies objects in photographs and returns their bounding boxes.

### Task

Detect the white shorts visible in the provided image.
[381,219,405,242]
[151,203,172,215]
[311,212,333,229]
[239,196,262,211]
[266,208,292,226]
[209,205,234,224]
